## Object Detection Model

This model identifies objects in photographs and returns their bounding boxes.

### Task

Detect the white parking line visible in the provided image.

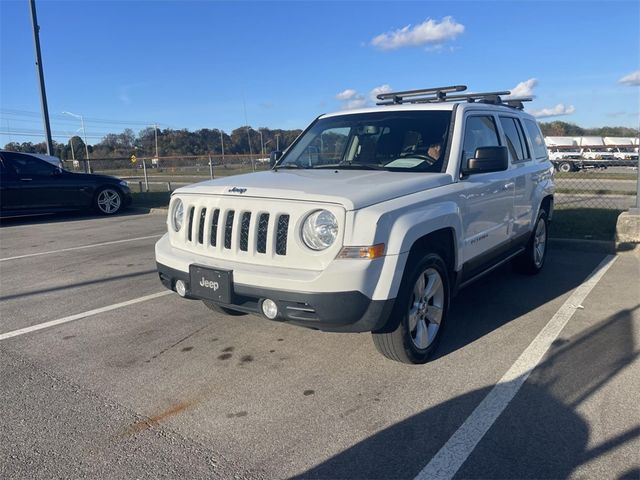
[414,254,617,480]
[0,234,163,262]
[0,291,172,341]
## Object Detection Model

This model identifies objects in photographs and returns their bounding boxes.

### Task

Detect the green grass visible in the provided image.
[555,188,635,196]
[555,172,637,180]
[131,191,171,209]
[550,208,621,241]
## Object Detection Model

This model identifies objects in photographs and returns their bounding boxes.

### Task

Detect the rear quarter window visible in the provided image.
[523,119,548,159]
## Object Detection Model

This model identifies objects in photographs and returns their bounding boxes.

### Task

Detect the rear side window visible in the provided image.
[499,117,527,163]
[462,116,501,162]
[523,119,548,159]
[4,152,57,176]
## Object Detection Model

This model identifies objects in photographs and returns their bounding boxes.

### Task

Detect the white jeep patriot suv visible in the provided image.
[155,85,554,364]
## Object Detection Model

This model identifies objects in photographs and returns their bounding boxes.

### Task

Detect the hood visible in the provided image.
[175,169,452,210]
[66,171,123,183]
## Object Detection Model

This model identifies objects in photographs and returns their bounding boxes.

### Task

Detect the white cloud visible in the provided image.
[508,78,538,98]
[619,70,640,86]
[530,104,576,118]
[336,84,394,110]
[336,89,358,100]
[371,17,464,51]
[369,84,392,102]
[344,96,368,110]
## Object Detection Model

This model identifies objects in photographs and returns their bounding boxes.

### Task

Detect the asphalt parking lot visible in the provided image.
[1,211,639,479]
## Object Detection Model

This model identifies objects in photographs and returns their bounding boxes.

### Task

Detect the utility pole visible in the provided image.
[259,129,265,158]
[154,123,159,159]
[220,130,225,163]
[28,0,54,155]
[68,136,75,163]
[276,133,280,151]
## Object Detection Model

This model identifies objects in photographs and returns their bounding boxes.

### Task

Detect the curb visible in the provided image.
[128,207,168,216]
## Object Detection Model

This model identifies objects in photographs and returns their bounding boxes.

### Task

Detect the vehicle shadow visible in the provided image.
[0,207,148,228]
[0,269,157,302]
[434,248,608,359]
[293,305,639,479]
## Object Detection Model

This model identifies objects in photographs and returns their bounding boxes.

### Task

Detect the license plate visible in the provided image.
[189,265,233,303]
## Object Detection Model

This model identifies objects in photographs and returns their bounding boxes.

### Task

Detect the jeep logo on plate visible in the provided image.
[200,277,219,291]
[228,187,247,194]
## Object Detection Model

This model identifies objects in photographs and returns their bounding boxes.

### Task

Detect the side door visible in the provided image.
[0,157,21,211]
[459,114,515,277]
[498,115,535,246]
[3,152,64,209]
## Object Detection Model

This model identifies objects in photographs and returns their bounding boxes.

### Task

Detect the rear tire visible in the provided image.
[202,300,247,316]
[372,252,449,364]
[558,162,573,173]
[514,209,548,275]
[94,187,123,215]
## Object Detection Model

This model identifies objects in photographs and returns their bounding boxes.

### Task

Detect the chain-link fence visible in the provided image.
[553,166,638,211]
[63,154,271,193]
[63,153,640,211]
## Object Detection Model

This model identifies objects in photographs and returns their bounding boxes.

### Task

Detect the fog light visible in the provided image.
[175,280,187,297]
[261,299,278,319]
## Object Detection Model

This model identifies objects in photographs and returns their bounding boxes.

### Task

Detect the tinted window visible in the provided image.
[5,152,57,176]
[523,119,548,159]
[499,117,526,162]
[462,116,500,162]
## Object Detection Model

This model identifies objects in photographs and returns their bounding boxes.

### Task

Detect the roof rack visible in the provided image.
[375,85,534,110]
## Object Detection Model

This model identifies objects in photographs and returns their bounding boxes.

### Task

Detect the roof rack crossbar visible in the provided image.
[374,86,536,109]
[376,85,467,104]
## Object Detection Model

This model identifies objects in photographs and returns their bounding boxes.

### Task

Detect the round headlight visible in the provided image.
[172,198,184,232]
[301,209,338,251]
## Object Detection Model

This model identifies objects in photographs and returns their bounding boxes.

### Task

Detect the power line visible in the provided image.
[0,108,166,126]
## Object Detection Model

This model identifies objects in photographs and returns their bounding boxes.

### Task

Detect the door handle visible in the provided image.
[20,178,33,182]
[503,182,515,190]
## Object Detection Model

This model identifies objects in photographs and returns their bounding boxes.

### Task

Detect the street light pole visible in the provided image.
[63,111,91,173]
[28,0,54,155]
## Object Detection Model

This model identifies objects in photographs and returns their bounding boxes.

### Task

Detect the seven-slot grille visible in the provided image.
[186,205,291,257]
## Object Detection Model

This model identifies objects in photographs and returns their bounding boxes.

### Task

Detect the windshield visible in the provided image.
[279,111,452,172]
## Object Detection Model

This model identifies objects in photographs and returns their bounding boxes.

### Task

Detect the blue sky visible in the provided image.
[1,0,638,146]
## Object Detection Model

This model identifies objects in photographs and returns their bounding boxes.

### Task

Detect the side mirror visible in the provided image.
[462,146,508,175]
[270,150,283,168]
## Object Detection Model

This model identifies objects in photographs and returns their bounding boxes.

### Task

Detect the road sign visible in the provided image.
[130,154,137,164]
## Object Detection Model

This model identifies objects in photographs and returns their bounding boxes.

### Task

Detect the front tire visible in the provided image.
[372,253,449,364]
[94,187,123,215]
[202,300,248,316]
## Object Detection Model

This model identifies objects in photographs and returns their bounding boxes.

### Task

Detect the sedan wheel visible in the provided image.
[96,188,122,215]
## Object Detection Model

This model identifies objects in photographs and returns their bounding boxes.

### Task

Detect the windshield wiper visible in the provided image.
[314,163,386,170]
[274,164,306,170]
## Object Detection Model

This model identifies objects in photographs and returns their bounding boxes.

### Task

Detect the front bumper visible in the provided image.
[156,262,394,333]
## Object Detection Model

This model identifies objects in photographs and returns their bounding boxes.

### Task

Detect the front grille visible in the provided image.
[210,209,220,246]
[257,213,269,254]
[276,215,289,255]
[183,202,303,258]
[198,208,206,244]
[240,212,251,251]
[224,210,235,249]
[187,207,195,242]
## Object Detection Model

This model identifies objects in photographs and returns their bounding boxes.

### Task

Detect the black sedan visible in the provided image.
[0,150,132,217]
